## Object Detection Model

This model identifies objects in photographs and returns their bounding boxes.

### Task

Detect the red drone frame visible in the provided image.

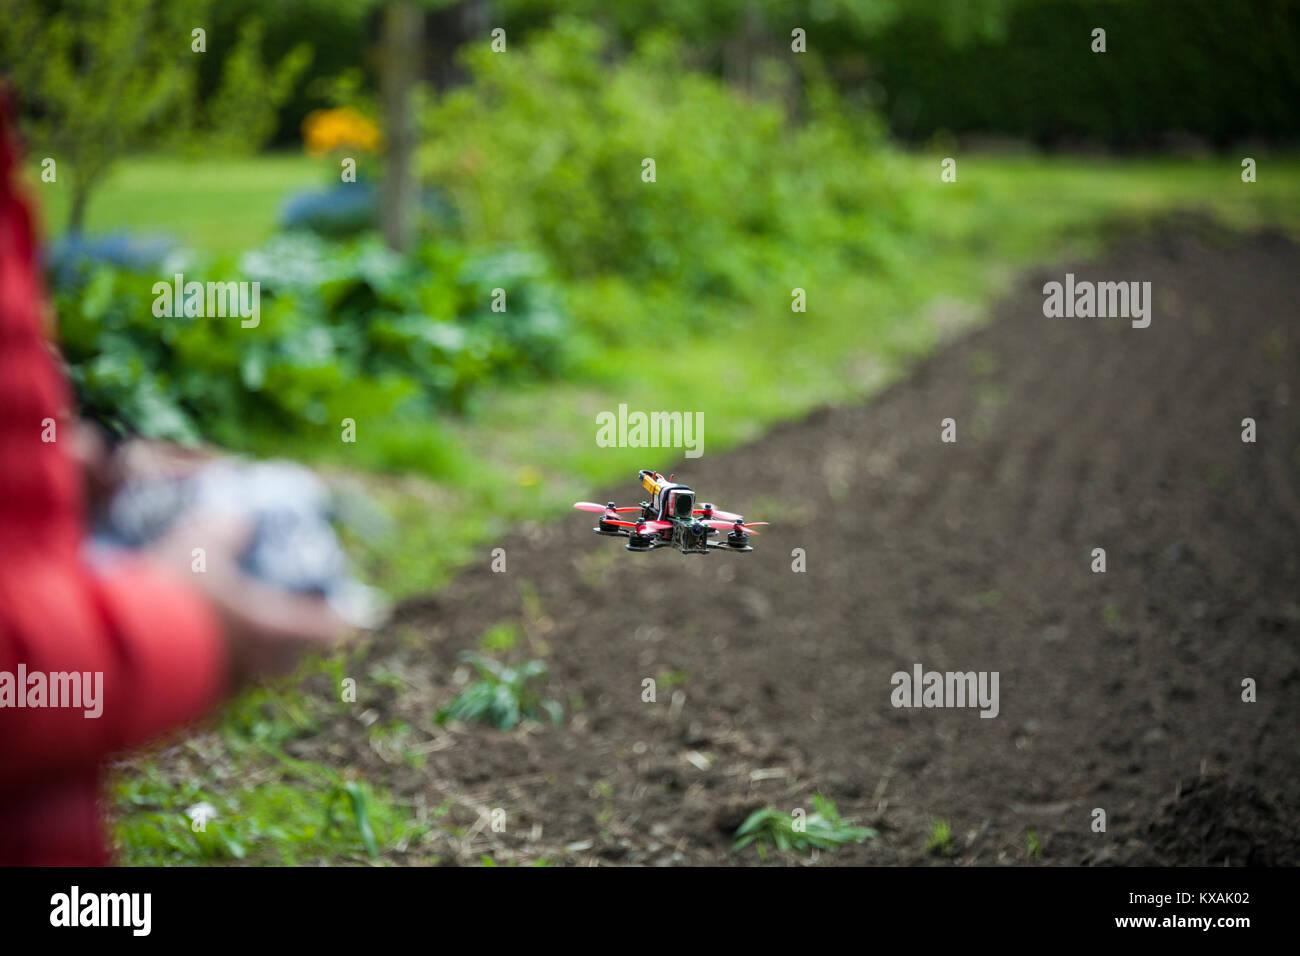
[574,470,767,553]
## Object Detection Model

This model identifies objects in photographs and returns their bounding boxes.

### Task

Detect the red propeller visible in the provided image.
[694,506,743,522]
[605,520,670,535]
[703,519,767,535]
[606,519,672,533]
[574,502,642,514]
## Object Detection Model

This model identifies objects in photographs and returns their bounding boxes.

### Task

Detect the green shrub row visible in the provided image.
[419,21,913,348]
[54,232,571,461]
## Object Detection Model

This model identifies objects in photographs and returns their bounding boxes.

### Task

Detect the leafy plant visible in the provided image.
[926,818,956,857]
[733,794,877,854]
[51,230,573,460]
[434,652,563,730]
[325,781,379,860]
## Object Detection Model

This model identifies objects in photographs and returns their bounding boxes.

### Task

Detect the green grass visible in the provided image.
[110,649,430,866]
[112,722,425,865]
[84,148,1300,864]
[27,152,326,253]
[113,770,418,866]
[907,153,1300,253]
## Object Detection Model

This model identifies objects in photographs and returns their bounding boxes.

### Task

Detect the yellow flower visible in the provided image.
[302,107,382,156]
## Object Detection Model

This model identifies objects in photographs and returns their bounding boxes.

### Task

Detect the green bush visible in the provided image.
[420,21,914,346]
[868,0,1300,147]
[52,231,573,469]
[489,1,1300,148]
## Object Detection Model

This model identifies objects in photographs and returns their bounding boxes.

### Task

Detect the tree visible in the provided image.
[1,0,309,234]
[377,0,486,252]
[378,2,421,253]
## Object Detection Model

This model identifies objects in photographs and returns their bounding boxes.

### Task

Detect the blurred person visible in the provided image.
[0,94,349,865]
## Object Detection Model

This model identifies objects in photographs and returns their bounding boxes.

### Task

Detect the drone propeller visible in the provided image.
[694,506,743,522]
[605,519,672,534]
[574,501,643,514]
[703,519,766,535]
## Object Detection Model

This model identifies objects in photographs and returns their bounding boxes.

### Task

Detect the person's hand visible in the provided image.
[145,512,351,686]
[70,426,216,516]
[67,421,116,514]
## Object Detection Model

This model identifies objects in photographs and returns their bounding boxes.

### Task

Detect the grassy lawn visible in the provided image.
[28,152,325,253]
[47,148,1300,864]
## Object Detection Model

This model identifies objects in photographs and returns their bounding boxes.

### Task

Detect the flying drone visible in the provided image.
[574,470,767,553]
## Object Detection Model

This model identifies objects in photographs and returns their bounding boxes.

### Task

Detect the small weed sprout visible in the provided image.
[478,621,519,654]
[325,781,379,859]
[733,794,876,854]
[926,818,956,856]
[480,854,554,867]
[435,652,562,729]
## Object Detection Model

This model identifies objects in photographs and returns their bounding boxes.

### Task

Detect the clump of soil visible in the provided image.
[1118,775,1300,866]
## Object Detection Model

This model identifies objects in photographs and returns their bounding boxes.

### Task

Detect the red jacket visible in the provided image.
[0,98,229,865]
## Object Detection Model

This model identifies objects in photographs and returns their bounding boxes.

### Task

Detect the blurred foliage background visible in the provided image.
[7,0,1300,590]
[21,0,1296,151]
[10,0,1298,463]
[4,0,1299,598]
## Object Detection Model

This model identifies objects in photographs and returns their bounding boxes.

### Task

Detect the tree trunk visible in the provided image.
[68,181,90,237]
[380,1,421,254]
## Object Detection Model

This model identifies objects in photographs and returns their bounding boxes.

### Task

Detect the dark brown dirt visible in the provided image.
[349,225,1300,865]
